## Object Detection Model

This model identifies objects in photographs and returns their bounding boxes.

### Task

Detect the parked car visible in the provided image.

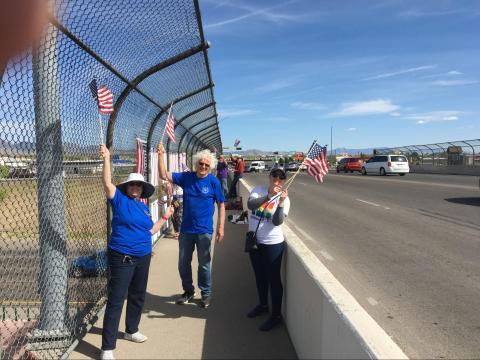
[69,249,107,277]
[285,162,300,172]
[336,158,364,173]
[247,161,265,172]
[299,163,307,171]
[362,155,409,176]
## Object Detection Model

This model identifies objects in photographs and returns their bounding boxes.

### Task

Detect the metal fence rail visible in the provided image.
[0,1,220,358]
[376,139,480,167]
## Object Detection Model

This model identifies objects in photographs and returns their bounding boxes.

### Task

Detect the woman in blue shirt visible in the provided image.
[99,145,173,360]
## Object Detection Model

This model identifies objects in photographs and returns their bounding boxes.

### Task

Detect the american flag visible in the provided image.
[304,143,329,183]
[234,139,240,147]
[181,163,190,172]
[135,138,148,204]
[165,105,176,143]
[89,79,114,114]
[135,138,145,174]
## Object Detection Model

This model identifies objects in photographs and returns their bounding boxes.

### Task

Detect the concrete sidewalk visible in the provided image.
[70,214,296,359]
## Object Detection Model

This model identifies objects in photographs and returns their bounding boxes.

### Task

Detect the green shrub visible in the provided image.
[0,189,7,202]
[0,165,9,179]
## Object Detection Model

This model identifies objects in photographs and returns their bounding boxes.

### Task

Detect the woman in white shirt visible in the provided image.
[246,168,290,331]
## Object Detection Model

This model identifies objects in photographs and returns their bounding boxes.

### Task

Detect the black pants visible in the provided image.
[102,249,151,350]
[249,242,285,317]
[227,174,242,199]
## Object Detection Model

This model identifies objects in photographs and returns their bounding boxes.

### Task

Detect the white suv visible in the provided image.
[248,161,265,172]
[362,155,409,176]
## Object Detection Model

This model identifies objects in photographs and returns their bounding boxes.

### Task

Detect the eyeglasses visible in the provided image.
[129,181,143,187]
[198,161,210,168]
[270,173,286,180]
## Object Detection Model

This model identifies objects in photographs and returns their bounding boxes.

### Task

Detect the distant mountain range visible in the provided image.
[224,147,377,156]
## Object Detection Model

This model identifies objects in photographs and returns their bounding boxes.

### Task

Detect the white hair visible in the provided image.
[192,149,217,171]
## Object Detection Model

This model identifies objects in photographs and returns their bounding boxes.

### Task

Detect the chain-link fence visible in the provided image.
[376,139,480,167]
[0,1,220,358]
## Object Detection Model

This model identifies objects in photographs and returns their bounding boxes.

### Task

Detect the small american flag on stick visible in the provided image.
[164,103,176,143]
[304,143,329,183]
[234,139,240,147]
[89,79,114,114]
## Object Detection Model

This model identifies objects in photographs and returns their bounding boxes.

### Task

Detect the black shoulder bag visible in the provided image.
[244,210,264,252]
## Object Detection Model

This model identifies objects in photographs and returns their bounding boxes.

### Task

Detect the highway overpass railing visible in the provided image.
[0,1,220,358]
[376,139,480,167]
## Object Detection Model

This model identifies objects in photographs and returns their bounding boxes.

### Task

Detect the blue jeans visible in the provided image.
[102,249,151,350]
[219,177,228,198]
[178,233,213,297]
[249,242,285,317]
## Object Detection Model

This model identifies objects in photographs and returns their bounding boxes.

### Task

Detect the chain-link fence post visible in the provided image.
[30,24,70,346]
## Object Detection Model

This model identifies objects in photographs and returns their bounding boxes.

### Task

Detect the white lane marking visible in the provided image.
[367,297,378,306]
[356,198,390,210]
[320,250,334,261]
[297,181,307,185]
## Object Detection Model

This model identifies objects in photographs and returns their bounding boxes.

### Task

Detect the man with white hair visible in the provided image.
[157,144,225,308]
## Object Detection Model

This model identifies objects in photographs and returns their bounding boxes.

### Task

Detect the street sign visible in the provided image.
[223,147,230,149]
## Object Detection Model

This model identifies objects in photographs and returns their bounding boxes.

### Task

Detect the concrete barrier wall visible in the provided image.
[239,179,408,359]
[410,165,480,176]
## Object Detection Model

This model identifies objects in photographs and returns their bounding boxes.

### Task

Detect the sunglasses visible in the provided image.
[271,173,286,180]
[128,181,144,187]
[198,161,210,168]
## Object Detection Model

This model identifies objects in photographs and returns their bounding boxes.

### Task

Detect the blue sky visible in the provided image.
[200,0,480,152]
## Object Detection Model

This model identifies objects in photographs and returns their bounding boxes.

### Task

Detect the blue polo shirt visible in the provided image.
[172,172,225,234]
[109,188,153,256]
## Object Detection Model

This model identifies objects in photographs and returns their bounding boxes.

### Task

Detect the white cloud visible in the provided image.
[390,112,401,117]
[362,65,436,81]
[346,128,357,132]
[219,108,258,118]
[404,111,462,125]
[432,79,479,86]
[290,101,325,111]
[328,99,399,117]
[255,80,294,93]
[398,8,469,18]
[204,1,320,29]
[447,70,462,76]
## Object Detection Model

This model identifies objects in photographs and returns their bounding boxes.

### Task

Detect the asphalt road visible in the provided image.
[243,171,480,359]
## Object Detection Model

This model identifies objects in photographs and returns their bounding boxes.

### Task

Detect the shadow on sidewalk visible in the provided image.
[200,216,297,359]
[142,293,208,320]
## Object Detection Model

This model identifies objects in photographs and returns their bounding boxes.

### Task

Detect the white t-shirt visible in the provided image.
[248,186,290,245]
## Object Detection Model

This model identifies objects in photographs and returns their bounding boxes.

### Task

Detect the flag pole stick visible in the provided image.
[98,112,105,144]
[283,140,318,191]
[159,102,173,145]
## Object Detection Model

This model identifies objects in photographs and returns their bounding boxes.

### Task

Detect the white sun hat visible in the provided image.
[117,173,155,199]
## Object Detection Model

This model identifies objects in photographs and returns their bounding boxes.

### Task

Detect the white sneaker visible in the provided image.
[100,350,115,360]
[124,331,148,343]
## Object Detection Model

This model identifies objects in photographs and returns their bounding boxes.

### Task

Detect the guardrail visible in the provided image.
[376,139,480,167]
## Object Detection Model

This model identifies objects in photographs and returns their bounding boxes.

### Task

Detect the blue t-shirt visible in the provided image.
[109,188,153,256]
[172,172,225,234]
